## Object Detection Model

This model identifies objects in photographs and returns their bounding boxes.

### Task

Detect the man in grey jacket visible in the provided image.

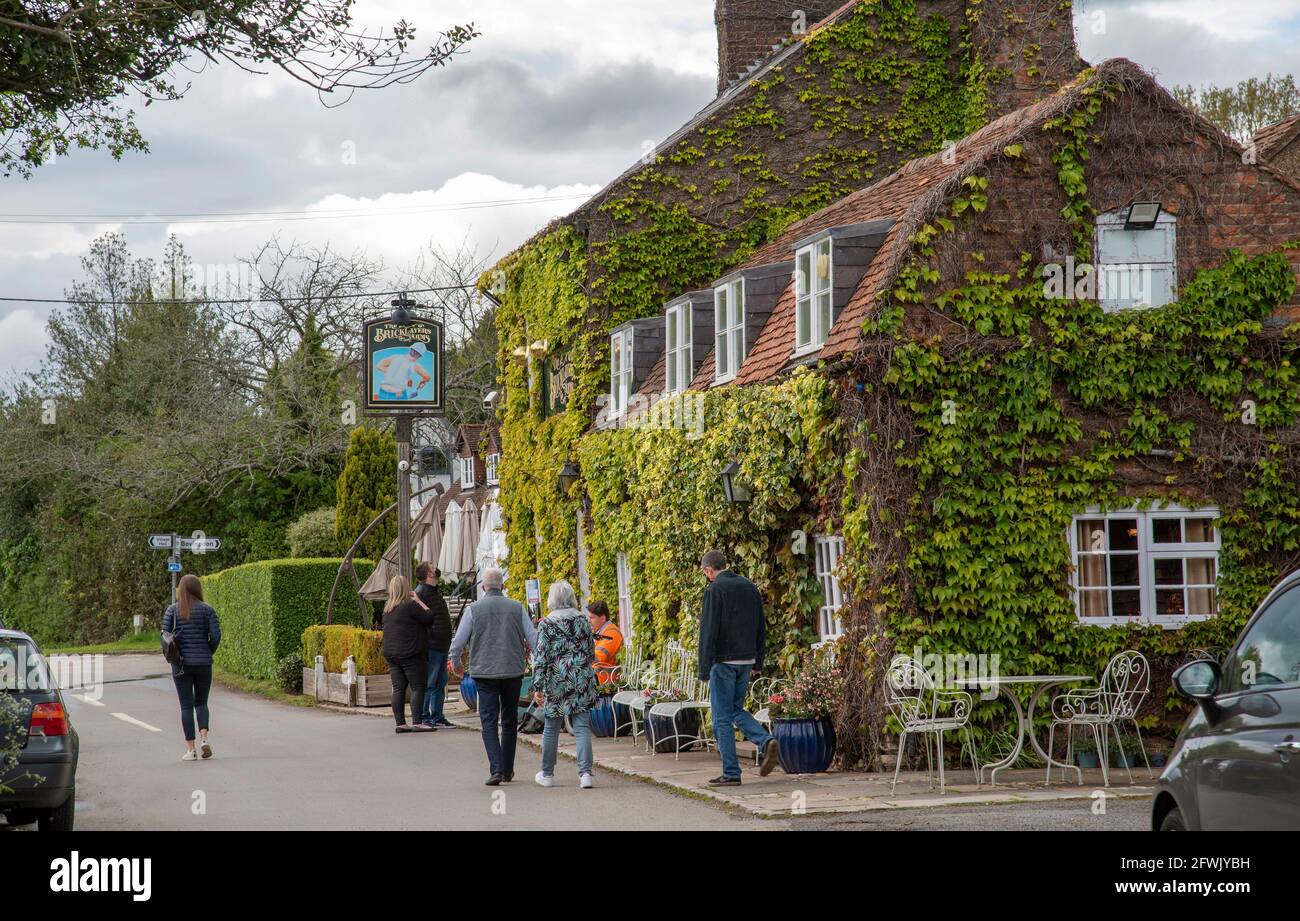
[449,568,537,785]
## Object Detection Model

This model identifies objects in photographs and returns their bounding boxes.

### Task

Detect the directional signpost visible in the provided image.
[148,532,223,606]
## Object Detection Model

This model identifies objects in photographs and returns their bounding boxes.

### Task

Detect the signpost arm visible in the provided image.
[396,416,413,588]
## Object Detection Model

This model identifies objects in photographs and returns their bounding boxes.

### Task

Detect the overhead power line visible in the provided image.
[0,285,488,307]
[0,192,592,225]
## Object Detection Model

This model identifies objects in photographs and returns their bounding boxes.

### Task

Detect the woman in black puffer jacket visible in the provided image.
[162,574,223,762]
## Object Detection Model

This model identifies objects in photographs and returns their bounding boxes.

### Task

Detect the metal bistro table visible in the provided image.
[957,674,1092,785]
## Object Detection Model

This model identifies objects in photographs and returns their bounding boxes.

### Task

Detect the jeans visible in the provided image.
[540,709,593,777]
[387,655,427,726]
[709,663,773,779]
[475,676,522,778]
[421,649,449,723]
[172,666,213,742]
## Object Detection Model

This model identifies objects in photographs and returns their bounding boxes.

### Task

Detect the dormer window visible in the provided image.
[610,328,633,416]
[665,301,693,394]
[1096,205,1176,312]
[459,456,476,489]
[485,453,500,486]
[795,237,833,352]
[714,278,745,383]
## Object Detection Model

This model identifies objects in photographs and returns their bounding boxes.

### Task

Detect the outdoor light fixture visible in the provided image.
[557,452,580,494]
[720,460,752,505]
[528,339,549,358]
[1124,201,1163,231]
[391,294,418,325]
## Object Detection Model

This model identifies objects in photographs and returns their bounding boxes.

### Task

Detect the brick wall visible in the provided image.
[714,0,843,93]
[963,0,1081,111]
[1267,137,1300,188]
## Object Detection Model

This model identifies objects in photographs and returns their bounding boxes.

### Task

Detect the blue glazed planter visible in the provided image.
[590,696,617,737]
[773,717,836,775]
[458,674,478,712]
[612,700,633,737]
[1075,751,1100,769]
[644,708,702,754]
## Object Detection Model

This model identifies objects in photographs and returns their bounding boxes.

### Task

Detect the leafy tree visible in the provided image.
[286,507,340,557]
[0,1,478,177]
[1173,73,1300,143]
[335,427,396,560]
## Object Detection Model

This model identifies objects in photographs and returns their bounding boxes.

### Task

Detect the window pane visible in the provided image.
[666,352,676,392]
[798,298,811,346]
[1223,585,1300,691]
[1185,518,1215,543]
[1079,590,1109,618]
[716,291,727,331]
[1078,554,1107,588]
[1186,557,1216,585]
[1156,589,1186,617]
[717,335,729,378]
[1186,587,1217,617]
[816,240,831,292]
[684,306,691,341]
[817,292,832,343]
[1111,590,1141,617]
[1109,554,1140,587]
[1108,519,1138,551]
[1152,518,1181,544]
[732,328,745,367]
[1077,520,1105,552]
[797,252,811,298]
[1153,558,1183,586]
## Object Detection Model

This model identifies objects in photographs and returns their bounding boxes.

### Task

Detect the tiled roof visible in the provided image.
[1256,114,1300,158]
[457,424,486,455]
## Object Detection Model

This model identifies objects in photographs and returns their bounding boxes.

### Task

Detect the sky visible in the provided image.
[1,0,1299,377]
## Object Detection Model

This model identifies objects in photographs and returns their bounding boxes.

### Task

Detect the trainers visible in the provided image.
[181,750,198,762]
[484,774,504,786]
[534,772,554,788]
[434,718,454,728]
[580,773,594,789]
[200,739,213,759]
[759,738,781,776]
[707,775,741,786]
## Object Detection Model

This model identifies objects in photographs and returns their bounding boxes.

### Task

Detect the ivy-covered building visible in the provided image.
[486,0,1300,761]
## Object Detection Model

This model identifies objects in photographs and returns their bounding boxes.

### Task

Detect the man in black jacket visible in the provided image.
[697,549,779,785]
[415,562,454,728]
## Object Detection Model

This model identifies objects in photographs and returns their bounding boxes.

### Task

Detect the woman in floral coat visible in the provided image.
[532,580,598,788]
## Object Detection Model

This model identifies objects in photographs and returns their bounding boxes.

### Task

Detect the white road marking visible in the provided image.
[72,694,105,707]
[111,713,162,732]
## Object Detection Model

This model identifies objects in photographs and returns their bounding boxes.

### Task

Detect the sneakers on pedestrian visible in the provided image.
[433,718,454,728]
[579,773,594,789]
[534,772,554,788]
[707,775,741,786]
[485,774,504,786]
[181,750,198,762]
[759,738,781,777]
[200,739,213,759]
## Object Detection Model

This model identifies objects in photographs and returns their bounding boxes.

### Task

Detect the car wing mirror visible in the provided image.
[1173,659,1222,723]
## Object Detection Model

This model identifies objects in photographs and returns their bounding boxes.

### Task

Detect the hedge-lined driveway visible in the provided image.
[36,655,767,831]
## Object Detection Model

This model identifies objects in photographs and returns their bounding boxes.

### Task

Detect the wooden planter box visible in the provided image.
[303,667,393,708]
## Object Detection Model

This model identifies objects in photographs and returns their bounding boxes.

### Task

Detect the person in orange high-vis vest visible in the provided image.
[585,600,623,685]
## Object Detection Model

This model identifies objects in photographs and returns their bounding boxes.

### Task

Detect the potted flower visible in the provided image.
[642,685,701,754]
[1071,732,1100,769]
[770,654,842,774]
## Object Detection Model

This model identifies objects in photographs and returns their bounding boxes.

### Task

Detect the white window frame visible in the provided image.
[665,302,693,395]
[1068,504,1220,628]
[459,456,476,489]
[610,329,634,417]
[814,535,846,640]
[795,237,834,355]
[1096,209,1177,312]
[616,552,634,640]
[714,278,746,383]
[484,453,499,486]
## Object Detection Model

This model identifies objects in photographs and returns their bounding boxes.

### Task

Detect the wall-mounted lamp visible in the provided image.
[1124,201,1163,231]
[720,460,752,505]
[557,451,581,494]
[528,339,549,359]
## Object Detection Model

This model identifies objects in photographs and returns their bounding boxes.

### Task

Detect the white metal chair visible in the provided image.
[746,675,786,764]
[647,642,713,759]
[1047,649,1152,786]
[885,654,979,794]
[611,642,655,744]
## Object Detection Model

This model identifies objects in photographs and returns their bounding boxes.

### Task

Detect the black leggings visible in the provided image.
[388,656,427,726]
[173,666,212,742]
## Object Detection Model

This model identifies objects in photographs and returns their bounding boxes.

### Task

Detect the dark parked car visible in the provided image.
[1153,570,1300,830]
[0,629,78,831]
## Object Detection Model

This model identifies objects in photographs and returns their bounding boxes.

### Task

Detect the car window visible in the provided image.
[1222,585,1300,694]
[0,639,50,692]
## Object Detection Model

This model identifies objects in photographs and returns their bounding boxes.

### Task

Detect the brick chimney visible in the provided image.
[715,0,844,93]
[965,0,1082,113]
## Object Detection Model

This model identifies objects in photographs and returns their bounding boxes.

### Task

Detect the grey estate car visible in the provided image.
[1152,569,1300,830]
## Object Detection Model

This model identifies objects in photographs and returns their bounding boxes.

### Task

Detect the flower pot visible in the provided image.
[1151,752,1167,768]
[1112,748,1138,768]
[1075,751,1100,769]
[458,674,478,712]
[644,707,701,754]
[773,717,836,775]
[590,696,617,738]
[612,700,633,737]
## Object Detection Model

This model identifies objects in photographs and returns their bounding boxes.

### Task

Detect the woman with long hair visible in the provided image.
[162,574,223,762]
[380,575,438,733]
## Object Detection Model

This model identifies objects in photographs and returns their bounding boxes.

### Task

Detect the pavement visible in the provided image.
[1,654,1153,831]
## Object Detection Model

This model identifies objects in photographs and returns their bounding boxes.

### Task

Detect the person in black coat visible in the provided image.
[381,575,438,733]
[162,574,223,761]
[414,562,453,727]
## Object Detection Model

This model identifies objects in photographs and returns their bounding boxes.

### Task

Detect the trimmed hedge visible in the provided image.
[202,558,373,680]
[301,625,386,675]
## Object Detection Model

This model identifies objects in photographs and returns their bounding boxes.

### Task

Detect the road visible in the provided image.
[9,655,764,831]
[2,654,1149,831]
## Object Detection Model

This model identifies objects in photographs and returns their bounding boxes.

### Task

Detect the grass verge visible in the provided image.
[212,666,314,708]
[46,633,158,656]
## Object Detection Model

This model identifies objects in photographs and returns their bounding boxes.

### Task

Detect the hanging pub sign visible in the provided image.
[544,350,574,418]
[363,316,445,416]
